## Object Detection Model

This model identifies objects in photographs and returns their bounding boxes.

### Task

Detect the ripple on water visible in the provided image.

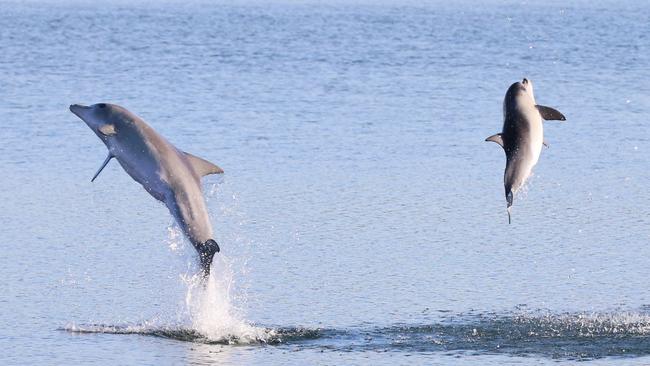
[64,310,650,360]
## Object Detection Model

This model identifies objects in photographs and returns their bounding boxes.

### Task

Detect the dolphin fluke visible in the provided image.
[198,239,220,276]
[506,190,514,224]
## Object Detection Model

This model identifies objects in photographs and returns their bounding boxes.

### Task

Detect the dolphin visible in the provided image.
[70,103,224,276]
[485,78,566,223]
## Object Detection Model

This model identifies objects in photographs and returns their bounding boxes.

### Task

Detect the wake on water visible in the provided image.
[63,252,650,359]
[63,181,650,359]
[64,307,650,359]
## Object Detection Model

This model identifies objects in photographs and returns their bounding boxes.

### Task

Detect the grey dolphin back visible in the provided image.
[184,151,224,177]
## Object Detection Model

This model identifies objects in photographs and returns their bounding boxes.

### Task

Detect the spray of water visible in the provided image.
[179,254,272,343]
[174,178,273,343]
[66,178,274,343]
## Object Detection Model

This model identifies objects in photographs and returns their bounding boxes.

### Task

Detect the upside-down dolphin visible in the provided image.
[70,103,223,276]
[485,78,566,223]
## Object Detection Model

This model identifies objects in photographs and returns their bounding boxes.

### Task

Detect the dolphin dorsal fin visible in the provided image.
[184,152,224,177]
[485,133,504,148]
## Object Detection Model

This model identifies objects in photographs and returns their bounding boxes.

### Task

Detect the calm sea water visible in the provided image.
[1,0,649,364]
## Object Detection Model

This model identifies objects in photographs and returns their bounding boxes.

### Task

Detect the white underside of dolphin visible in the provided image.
[70,103,223,275]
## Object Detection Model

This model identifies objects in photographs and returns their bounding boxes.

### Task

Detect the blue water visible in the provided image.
[1,0,649,364]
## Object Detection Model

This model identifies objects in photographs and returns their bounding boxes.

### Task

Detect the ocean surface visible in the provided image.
[1,0,649,364]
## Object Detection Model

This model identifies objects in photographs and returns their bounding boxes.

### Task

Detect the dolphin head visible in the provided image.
[504,78,536,112]
[69,103,129,143]
[521,78,533,96]
[521,78,536,103]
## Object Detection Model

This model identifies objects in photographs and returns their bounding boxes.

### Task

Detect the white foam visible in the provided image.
[181,255,273,344]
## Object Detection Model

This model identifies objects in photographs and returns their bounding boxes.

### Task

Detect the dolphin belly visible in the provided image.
[505,111,543,195]
[114,153,168,202]
[527,114,544,167]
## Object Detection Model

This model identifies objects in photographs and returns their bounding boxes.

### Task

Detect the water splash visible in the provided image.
[164,178,271,343]
[166,223,184,252]
[179,255,273,344]
[64,233,272,344]
[63,253,275,345]
[65,177,272,344]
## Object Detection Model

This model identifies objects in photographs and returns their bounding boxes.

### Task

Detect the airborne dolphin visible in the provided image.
[70,103,223,275]
[485,79,566,223]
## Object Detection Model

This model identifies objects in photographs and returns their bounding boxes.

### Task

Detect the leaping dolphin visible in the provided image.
[485,79,566,223]
[70,103,224,276]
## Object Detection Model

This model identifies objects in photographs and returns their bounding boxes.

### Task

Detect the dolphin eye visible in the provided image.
[98,103,107,108]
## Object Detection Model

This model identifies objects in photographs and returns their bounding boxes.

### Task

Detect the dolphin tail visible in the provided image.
[198,239,220,277]
[506,190,514,224]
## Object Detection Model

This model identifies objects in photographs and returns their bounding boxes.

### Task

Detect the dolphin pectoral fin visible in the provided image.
[485,133,504,148]
[91,154,114,182]
[198,239,220,277]
[184,152,224,177]
[536,105,566,121]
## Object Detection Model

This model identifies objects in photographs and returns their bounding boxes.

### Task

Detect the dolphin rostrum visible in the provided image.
[485,79,566,223]
[70,103,224,276]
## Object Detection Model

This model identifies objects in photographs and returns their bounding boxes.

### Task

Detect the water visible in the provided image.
[1,0,649,364]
